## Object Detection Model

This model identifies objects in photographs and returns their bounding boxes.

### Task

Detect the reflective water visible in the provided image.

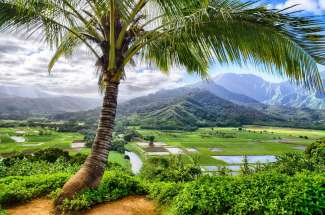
[125,151,143,174]
[212,155,276,164]
[10,136,26,143]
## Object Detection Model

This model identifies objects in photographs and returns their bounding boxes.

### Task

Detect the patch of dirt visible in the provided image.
[80,195,157,215]
[7,199,52,215]
[7,196,157,215]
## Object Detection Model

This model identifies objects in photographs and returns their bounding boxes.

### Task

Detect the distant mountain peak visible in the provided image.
[211,72,325,110]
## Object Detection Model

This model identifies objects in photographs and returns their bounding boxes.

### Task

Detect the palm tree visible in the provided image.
[1,0,324,207]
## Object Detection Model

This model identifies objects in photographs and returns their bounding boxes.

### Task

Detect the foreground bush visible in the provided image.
[0,207,6,215]
[0,159,80,177]
[58,170,145,211]
[140,156,201,182]
[170,172,325,215]
[0,173,70,206]
[2,148,87,167]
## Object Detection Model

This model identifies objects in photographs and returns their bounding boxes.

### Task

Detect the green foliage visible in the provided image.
[0,148,86,177]
[33,148,70,163]
[146,182,184,206]
[262,152,324,176]
[0,134,14,144]
[111,135,127,153]
[0,173,70,206]
[0,159,80,177]
[2,148,85,167]
[140,156,201,182]
[305,138,325,163]
[170,172,325,215]
[123,128,143,142]
[59,171,145,211]
[0,207,6,215]
[83,130,96,148]
[240,155,253,175]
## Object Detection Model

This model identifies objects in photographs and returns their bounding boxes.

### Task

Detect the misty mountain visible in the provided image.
[0,85,53,98]
[53,89,281,130]
[0,84,100,118]
[212,73,325,110]
[0,96,100,118]
[52,87,325,130]
[190,80,260,106]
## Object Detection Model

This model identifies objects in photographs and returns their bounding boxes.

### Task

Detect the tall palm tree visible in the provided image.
[1,0,325,207]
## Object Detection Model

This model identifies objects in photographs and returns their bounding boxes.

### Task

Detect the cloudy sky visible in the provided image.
[0,0,324,100]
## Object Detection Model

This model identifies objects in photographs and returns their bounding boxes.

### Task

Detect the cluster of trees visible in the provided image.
[83,126,142,153]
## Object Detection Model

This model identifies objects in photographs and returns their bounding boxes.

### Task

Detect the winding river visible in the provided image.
[125,151,143,174]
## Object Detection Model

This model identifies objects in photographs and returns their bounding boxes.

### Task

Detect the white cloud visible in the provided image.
[0,34,188,101]
[320,0,325,9]
[275,0,325,14]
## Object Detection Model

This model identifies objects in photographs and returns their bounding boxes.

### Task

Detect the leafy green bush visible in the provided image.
[0,173,70,206]
[140,156,201,182]
[33,148,70,162]
[305,138,325,163]
[262,152,324,175]
[0,207,7,215]
[0,159,80,177]
[170,172,325,215]
[59,170,145,211]
[146,181,184,206]
[110,135,127,153]
[2,148,70,166]
[0,210,6,215]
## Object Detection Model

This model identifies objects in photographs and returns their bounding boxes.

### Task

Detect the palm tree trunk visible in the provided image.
[55,81,119,210]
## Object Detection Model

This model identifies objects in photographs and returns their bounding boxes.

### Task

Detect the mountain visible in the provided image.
[190,80,260,106]
[52,86,325,130]
[121,90,281,130]
[0,96,100,119]
[0,84,101,119]
[53,89,282,130]
[212,73,325,110]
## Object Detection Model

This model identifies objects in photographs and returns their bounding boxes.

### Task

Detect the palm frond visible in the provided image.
[48,31,81,72]
[142,0,325,91]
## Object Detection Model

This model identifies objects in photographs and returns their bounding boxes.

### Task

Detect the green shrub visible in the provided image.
[59,170,145,211]
[0,207,7,215]
[0,173,70,206]
[33,148,70,162]
[146,181,184,206]
[0,158,80,177]
[68,153,88,165]
[305,138,325,163]
[170,172,325,215]
[2,148,70,166]
[263,152,324,175]
[140,156,201,182]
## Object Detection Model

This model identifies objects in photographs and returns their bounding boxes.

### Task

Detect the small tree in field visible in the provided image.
[1,0,325,209]
[148,135,155,147]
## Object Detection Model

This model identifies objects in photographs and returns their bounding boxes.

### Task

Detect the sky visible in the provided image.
[0,0,324,100]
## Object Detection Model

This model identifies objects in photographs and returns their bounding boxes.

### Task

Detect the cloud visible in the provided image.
[275,0,325,14]
[0,34,188,100]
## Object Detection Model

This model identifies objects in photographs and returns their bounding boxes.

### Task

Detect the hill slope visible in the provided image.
[52,87,325,130]
[0,96,100,119]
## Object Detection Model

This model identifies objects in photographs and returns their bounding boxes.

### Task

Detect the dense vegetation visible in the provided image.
[0,138,324,214]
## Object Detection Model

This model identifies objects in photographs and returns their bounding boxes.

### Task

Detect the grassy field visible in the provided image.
[0,127,83,155]
[134,126,325,165]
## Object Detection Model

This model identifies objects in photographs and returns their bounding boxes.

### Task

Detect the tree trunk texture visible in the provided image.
[54,81,119,212]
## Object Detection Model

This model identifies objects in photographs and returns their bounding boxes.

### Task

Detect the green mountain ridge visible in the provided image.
[52,87,325,130]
